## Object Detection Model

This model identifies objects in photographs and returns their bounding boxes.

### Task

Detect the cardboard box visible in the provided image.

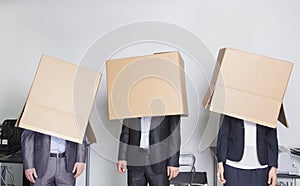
[203,48,293,128]
[16,55,101,143]
[106,51,188,120]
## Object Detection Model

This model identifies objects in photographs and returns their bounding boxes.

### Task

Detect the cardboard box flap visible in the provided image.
[86,121,97,144]
[17,55,101,143]
[211,85,282,128]
[106,51,188,120]
[278,104,288,128]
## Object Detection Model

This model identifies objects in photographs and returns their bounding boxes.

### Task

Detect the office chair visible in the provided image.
[170,154,208,186]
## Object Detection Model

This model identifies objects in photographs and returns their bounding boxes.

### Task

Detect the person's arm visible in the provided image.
[216,115,230,185]
[217,162,226,185]
[76,137,87,163]
[266,127,278,168]
[268,166,277,186]
[217,115,230,163]
[117,119,130,174]
[73,137,87,178]
[167,115,181,180]
[21,129,38,183]
[266,127,278,186]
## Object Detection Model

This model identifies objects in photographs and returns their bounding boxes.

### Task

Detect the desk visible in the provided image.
[277,174,300,186]
[0,151,22,163]
[0,150,29,186]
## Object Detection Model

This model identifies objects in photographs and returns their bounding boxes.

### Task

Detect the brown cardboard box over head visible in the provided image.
[203,48,293,128]
[16,55,101,143]
[106,51,188,120]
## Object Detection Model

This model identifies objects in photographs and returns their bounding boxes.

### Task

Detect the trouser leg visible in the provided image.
[34,158,56,186]
[128,169,147,186]
[54,158,75,186]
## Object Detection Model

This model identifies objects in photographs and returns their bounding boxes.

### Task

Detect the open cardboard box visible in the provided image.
[16,55,101,143]
[203,48,293,128]
[106,51,188,120]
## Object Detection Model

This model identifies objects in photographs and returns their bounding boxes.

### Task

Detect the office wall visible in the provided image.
[0,0,299,185]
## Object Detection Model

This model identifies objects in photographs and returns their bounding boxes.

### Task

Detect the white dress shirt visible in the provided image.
[140,117,151,149]
[50,136,66,153]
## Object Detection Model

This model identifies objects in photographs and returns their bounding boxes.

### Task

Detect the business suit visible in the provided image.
[217,115,278,186]
[21,130,86,186]
[118,115,181,186]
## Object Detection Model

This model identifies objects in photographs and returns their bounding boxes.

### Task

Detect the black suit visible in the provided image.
[118,115,181,185]
[217,115,278,167]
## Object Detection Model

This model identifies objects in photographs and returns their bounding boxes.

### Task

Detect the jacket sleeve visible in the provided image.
[167,115,181,167]
[266,127,278,168]
[21,129,35,170]
[76,137,87,163]
[118,119,130,161]
[217,115,230,163]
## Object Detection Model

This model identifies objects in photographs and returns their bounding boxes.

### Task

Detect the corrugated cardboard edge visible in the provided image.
[176,51,189,116]
[15,104,25,127]
[86,121,97,144]
[217,112,278,129]
[276,59,293,128]
[278,104,288,128]
[19,123,84,143]
[202,48,226,108]
[79,72,101,142]
[78,72,101,143]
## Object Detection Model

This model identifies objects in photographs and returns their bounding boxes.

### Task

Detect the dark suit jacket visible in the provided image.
[217,115,278,168]
[21,130,86,177]
[118,115,181,174]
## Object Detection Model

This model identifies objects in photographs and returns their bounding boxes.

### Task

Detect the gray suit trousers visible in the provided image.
[32,157,75,186]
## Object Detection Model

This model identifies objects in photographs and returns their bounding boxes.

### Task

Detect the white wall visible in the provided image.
[1,0,300,185]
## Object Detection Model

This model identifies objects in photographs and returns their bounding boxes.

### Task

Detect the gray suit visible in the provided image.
[21,130,86,185]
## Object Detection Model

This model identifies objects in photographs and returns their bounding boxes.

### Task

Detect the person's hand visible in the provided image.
[268,166,277,186]
[217,162,226,185]
[117,160,127,174]
[167,166,179,180]
[72,162,85,178]
[25,168,38,183]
